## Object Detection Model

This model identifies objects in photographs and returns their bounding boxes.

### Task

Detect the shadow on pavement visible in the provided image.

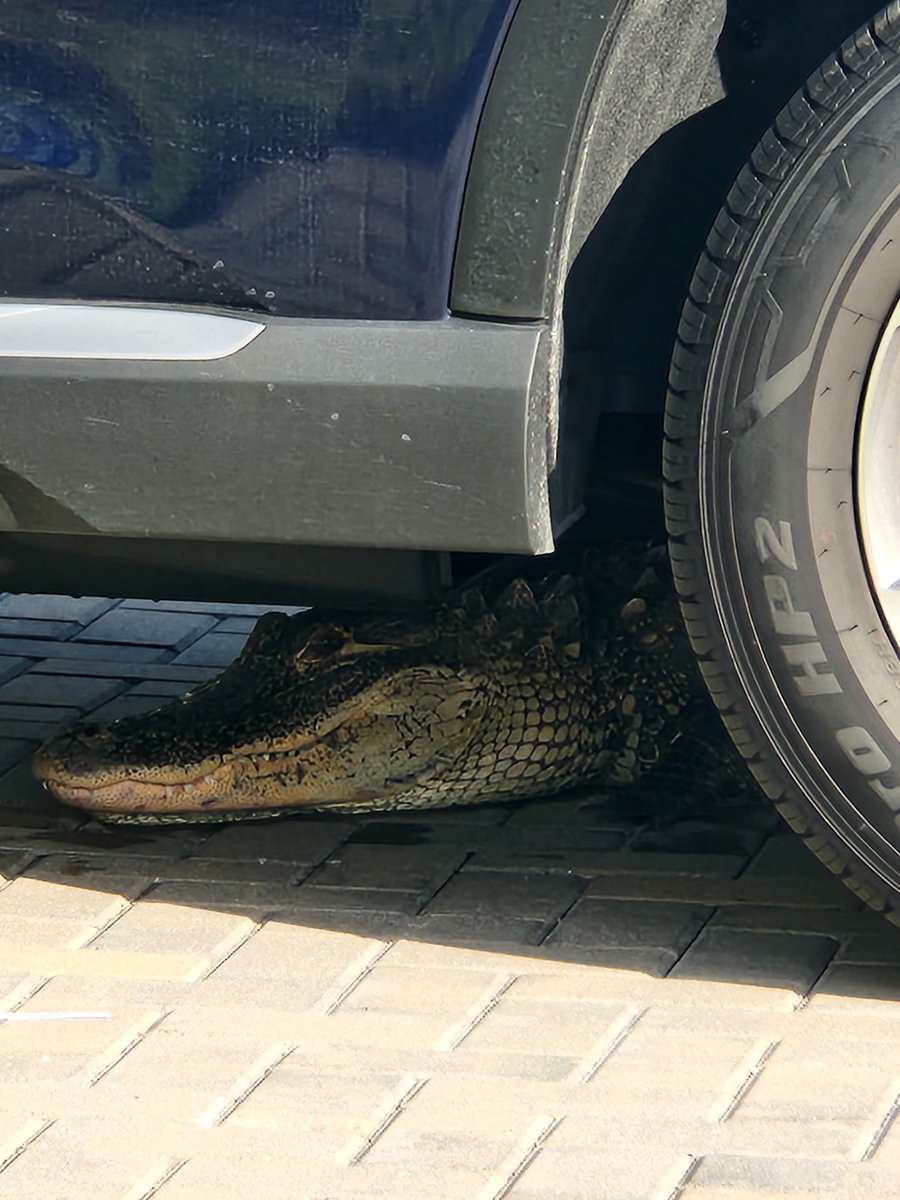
[1,744,899,1006]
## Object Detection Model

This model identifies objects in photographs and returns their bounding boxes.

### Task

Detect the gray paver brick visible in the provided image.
[0,658,33,686]
[0,720,69,741]
[0,619,80,640]
[407,912,551,947]
[87,694,170,723]
[0,822,201,860]
[37,852,297,886]
[0,849,35,881]
[546,897,713,956]
[171,631,249,666]
[422,870,584,923]
[670,927,839,993]
[200,818,353,865]
[127,680,196,697]
[0,594,115,623]
[744,832,835,879]
[0,638,168,662]
[710,905,877,934]
[582,868,858,908]
[0,704,81,725]
[147,879,309,910]
[466,834,630,873]
[581,849,747,877]
[0,739,40,773]
[30,659,217,683]
[215,616,258,634]
[286,884,426,915]
[0,673,125,711]
[835,932,900,964]
[121,599,304,615]
[75,609,218,649]
[812,962,900,1006]
[307,843,467,897]
[629,817,771,858]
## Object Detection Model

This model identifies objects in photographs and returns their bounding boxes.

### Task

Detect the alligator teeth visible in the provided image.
[165,785,174,799]
[203,775,215,785]
[261,754,271,761]
[183,784,194,794]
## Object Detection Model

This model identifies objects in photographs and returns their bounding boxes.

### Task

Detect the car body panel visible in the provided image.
[0,0,737,597]
[0,313,552,553]
[1,0,519,320]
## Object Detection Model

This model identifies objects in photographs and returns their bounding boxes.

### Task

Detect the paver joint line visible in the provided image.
[0,1116,55,1175]
[78,1007,172,1088]
[706,1038,782,1124]
[197,1040,297,1129]
[182,915,263,983]
[313,938,394,1016]
[119,1157,191,1200]
[567,1003,648,1087]
[653,1153,702,1200]
[434,971,518,1052]
[0,973,52,1014]
[337,1073,431,1167]
[473,1113,564,1200]
[65,896,134,949]
[855,1079,900,1162]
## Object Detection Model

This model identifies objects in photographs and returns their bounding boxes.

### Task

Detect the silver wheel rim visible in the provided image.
[858,293,900,646]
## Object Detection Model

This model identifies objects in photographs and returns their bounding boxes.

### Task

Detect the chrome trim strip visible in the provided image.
[0,303,265,361]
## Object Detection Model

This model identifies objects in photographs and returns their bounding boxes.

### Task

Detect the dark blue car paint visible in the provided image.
[0,1,520,320]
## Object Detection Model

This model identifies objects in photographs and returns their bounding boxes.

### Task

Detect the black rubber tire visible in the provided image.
[664,3,900,922]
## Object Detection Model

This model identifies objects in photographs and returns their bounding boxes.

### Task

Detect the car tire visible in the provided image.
[663,3,900,921]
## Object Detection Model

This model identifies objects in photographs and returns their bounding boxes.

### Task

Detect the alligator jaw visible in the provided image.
[32,708,441,819]
[41,764,237,817]
[31,722,311,818]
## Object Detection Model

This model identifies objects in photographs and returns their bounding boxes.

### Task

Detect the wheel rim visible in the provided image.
[857,292,900,648]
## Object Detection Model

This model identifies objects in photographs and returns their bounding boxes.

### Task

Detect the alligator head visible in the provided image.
[33,546,688,824]
[33,606,494,820]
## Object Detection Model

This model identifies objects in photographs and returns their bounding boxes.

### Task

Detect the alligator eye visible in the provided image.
[296,625,347,664]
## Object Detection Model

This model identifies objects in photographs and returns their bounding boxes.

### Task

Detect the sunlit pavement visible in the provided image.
[0,594,898,1199]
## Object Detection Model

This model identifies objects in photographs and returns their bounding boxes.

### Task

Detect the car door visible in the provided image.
[1,1,521,319]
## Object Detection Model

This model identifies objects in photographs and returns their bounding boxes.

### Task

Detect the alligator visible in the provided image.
[33,542,745,824]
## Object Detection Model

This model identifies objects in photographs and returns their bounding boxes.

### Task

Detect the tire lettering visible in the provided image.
[871,779,900,813]
[835,725,900,822]
[753,517,843,697]
[836,726,892,775]
[764,575,817,637]
[782,642,843,696]
[754,518,798,569]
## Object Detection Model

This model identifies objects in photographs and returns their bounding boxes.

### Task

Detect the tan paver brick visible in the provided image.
[0,1112,191,1200]
[89,899,254,959]
[681,1154,900,1199]
[0,876,137,946]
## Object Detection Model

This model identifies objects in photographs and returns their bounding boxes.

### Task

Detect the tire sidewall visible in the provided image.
[702,65,900,885]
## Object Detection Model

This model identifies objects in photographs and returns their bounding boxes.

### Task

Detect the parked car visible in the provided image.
[5,1,900,913]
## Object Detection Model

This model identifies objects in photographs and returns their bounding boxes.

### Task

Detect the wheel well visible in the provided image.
[558,0,888,542]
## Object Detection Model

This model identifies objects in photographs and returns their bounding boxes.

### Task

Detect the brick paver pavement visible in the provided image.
[0,594,898,1198]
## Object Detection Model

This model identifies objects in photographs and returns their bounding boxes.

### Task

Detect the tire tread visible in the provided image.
[663,7,900,925]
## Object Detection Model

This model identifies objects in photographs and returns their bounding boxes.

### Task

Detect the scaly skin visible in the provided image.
[33,543,712,824]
